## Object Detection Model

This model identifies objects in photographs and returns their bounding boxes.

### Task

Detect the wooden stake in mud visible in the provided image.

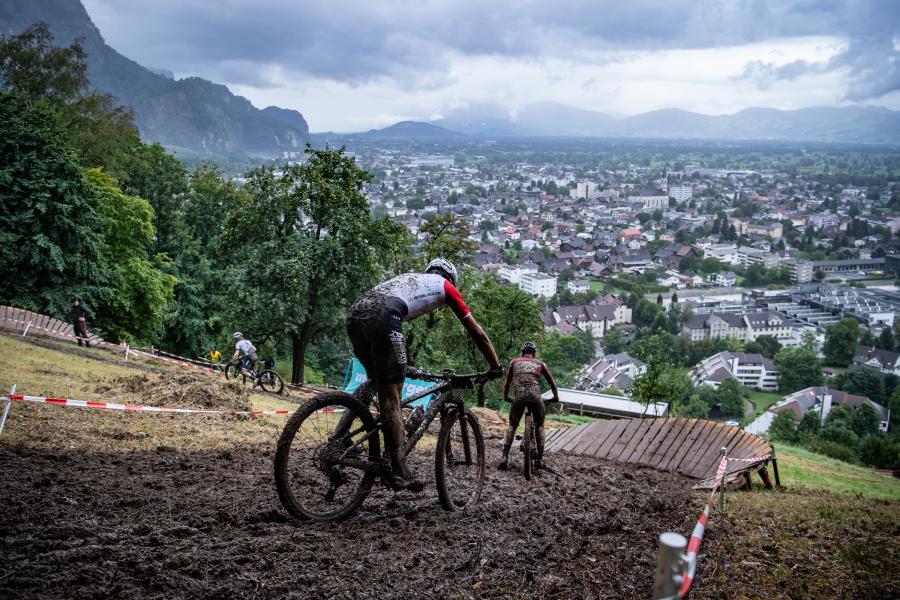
[770,444,781,488]
[652,531,687,600]
[0,384,15,437]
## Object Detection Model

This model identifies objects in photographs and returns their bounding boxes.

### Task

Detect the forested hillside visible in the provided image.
[0,0,309,154]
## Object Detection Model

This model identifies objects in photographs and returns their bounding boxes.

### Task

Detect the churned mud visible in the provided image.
[0,442,699,599]
[95,373,253,412]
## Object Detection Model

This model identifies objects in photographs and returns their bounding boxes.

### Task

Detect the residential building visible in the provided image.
[711,271,738,287]
[567,279,590,294]
[701,243,740,265]
[668,184,693,202]
[497,263,538,284]
[542,297,632,337]
[682,311,798,345]
[572,181,600,200]
[577,354,645,391]
[691,351,780,391]
[518,273,557,298]
[851,346,900,375]
[737,247,780,269]
[781,258,813,283]
[756,387,890,433]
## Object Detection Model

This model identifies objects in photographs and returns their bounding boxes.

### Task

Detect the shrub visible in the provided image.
[808,439,860,463]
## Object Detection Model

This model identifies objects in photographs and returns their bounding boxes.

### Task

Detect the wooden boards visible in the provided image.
[545,417,771,480]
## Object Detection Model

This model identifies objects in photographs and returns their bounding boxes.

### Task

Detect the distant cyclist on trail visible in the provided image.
[231,332,257,376]
[346,258,503,490]
[498,341,559,471]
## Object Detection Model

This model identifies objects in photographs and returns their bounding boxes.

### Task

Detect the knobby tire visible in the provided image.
[523,415,534,481]
[435,407,485,511]
[274,391,379,521]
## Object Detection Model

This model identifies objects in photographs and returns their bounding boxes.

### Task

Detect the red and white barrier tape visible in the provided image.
[127,347,222,375]
[726,453,772,463]
[3,394,344,416]
[146,348,220,368]
[1,316,105,345]
[676,452,770,598]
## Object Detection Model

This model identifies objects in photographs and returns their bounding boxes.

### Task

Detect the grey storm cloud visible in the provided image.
[85,0,899,99]
[735,0,900,100]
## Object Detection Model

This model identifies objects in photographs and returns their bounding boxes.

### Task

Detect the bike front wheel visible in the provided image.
[274,391,379,521]
[435,407,485,512]
[523,415,534,481]
[223,362,243,383]
[259,369,284,394]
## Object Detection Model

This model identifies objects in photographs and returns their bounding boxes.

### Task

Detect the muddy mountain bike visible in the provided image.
[223,357,284,394]
[520,398,558,481]
[274,368,498,521]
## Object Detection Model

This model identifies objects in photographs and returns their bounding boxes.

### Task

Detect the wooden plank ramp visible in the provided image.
[545,417,771,481]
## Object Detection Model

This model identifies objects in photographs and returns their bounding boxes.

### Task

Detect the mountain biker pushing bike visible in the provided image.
[231,332,257,376]
[346,258,502,491]
[498,341,559,471]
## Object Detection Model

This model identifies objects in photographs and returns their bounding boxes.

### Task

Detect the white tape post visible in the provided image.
[0,384,15,436]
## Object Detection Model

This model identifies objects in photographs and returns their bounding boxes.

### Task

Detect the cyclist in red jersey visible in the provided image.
[498,341,559,471]
[347,258,502,490]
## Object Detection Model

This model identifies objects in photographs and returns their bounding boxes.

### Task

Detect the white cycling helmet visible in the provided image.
[425,257,459,286]
[233,331,243,339]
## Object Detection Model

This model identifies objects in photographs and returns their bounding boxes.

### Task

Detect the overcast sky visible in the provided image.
[82,0,900,132]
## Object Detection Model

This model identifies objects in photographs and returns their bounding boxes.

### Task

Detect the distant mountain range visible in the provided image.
[0,0,309,155]
[328,101,900,145]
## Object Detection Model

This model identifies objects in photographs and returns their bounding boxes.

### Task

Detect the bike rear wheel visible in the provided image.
[435,407,485,511]
[274,391,379,521]
[259,369,284,394]
[523,415,534,481]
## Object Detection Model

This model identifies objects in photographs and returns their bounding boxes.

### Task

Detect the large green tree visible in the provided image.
[842,366,886,404]
[774,347,824,394]
[87,169,176,342]
[822,318,860,366]
[715,378,747,418]
[632,334,693,415]
[221,147,402,383]
[0,93,104,316]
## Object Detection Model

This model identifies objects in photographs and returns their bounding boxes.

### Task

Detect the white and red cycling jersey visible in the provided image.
[370,273,471,321]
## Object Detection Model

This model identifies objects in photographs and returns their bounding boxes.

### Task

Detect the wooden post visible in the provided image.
[770,445,781,487]
[743,471,753,491]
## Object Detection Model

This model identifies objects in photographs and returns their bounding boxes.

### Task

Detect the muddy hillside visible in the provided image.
[1,444,699,599]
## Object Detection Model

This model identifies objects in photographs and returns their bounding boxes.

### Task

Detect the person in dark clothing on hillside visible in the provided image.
[70,297,90,346]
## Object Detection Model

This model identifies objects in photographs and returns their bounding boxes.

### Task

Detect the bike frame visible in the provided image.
[338,378,475,472]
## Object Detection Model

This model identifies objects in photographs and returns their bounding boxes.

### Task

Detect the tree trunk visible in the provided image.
[290,313,317,385]
[291,332,305,385]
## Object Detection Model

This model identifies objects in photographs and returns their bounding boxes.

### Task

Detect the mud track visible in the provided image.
[1,443,699,599]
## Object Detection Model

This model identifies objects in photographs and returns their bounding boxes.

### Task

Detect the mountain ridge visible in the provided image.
[0,0,309,155]
[417,103,900,144]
